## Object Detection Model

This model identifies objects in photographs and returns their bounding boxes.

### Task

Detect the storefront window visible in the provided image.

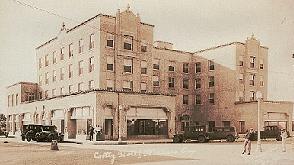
[127,119,167,136]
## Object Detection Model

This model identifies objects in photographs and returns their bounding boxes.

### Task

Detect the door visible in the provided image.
[61,120,65,134]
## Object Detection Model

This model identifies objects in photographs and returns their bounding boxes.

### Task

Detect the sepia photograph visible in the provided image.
[0,0,294,164]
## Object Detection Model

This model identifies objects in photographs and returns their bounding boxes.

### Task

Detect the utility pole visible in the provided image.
[256,91,262,152]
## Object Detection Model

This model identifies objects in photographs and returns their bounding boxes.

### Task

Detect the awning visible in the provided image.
[127,108,167,120]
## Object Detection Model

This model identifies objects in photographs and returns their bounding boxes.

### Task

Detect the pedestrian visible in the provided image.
[89,125,94,141]
[281,129,287,152]
[242,128,255,155]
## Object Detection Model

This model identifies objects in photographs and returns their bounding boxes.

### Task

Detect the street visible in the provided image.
[1,137,294,165]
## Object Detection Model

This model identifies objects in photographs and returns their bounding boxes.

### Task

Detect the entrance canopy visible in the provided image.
[127,107,167,120]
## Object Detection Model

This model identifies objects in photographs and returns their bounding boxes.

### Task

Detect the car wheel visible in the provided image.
[21,135,25,141]
[27,137,31,142]
[173,136,183,143]
[48,135,53,142]
[198,135,206,143]
[276,136,282,141]
[226,135,235,142]
[35,134,41,142]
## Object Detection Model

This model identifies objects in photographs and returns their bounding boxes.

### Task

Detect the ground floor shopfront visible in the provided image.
[6,91,176,140]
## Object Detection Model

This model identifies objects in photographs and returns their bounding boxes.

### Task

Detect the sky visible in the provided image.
[0,0,294,113]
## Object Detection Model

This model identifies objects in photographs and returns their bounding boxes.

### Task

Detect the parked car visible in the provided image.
[21,124,42,141]
[252,125,290,141]
[35,125,64,142]
[173,125,238,143]
[0,127,8,138]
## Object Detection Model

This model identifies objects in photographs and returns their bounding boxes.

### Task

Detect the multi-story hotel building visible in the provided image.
[6,6,294,140]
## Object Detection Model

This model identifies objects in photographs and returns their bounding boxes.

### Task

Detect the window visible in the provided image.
[260,59,264,69]
[45,54,49,66]
[222,121,231,127]
[250,91,255,101]
[141,43,147,52]
[60,67,64,80]
[69,43,73,57]
[195,62,201,73]
[89,80,94,90]
[123,59,133,73]
[45,90,49,99]
[239,73,244,83]
[60,87,64,95]
[106,80,114,90]
[153,76,159,87]
[183,63,189,73]
[39,92,42,100]
[11,94,14,106]
[260,76,264,87]
[69,64,73,78]
[78,82,84,92]
[249,74,255,86]
[168,77,175,88]
[141,60,147,74]
[209,76,215,87]
[239,56,244,66]
[239,121,245,133]
[195,94,201,105]
[89,57,94,72]
[168,65,175,72]
[195,78,201,89]
[183,78,189,89]
[69,85,74,94]
[141,82,147,93]
[183,95,188,105]
[7,95,10,107]
[15,94,18,105]
[52,70,56,82]
[60,47,64,60]
[250,56,255,68]
[89,34,94,49]
[122,80,132,91]
[45,72,49,84]
[208,60,214,70]
[79,60,84,75]
[106,56,114,71]
[78,39,84,53]
[39,75,42,85]
[153,59,160,70]
[106,34,114,48]
[238,91,244,102]
[52,89,56,97]
[123,35,133,50]
[39,58,42,69]
[52,51,57,64]
[209,93,215,104]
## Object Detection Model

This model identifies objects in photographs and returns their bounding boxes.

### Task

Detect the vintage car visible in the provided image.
[35,125,64,142]
[252,125,290,141]
[173,125,238,143]
[21,124,63,142]
[0,127,8,138]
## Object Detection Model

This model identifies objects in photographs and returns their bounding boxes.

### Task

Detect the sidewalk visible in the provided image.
[64,138,173,145]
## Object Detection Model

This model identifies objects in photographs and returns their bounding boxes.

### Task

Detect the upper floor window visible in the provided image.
[168,77,175,88]
[260,59,264,69]
[60,47,64,60]
[123,35,133,50]
[141,43,147,52]
[106,79,114,91]
[69,85,73,94]
[60,87,64,95]
[78,39,84,53]
[122,80,133,92]
[89,57,94,72]
[45,90,49,99]
[249,74,255,86]
[106,34,114,48]
[45,54,49,67]
[250,56,255,68]
[183,63,189,73]
[45,72,49,84]
[195,78,201,89]
[260,76,264,87]
[250,91,255,101]
[195,62,201,73]
[78,82,84,92]
[52,70,57,82]
[7,95,10,107]
[52,89,56,97]
[69,64,73,78]
[141,82,147,93]
[153,59,160,70]
[39,75,42,85]
[208,60,214,71]
[89,34,95,49]
[89,80,94,90]
[123,58,133,73]
[239,56,244,66]
[195,94,201,105]
[39,58,42,69]
[183,78,189,89]
[209,93,215,104]
[79,60,84,75]
[15,94,18,105]
[209,76,215,87]
[183,95,189,105]
[141,60,147,74]
[69,43,74,57]
[168,65,175,72]
[153,76,159,87]
[106,56,114,71]
[60,67,65,80]
[52,51,57,64]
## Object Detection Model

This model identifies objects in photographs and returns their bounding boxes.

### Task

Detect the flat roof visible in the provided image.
[6,82,37,88]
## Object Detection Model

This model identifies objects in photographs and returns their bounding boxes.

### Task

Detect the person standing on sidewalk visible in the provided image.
[281,129,287,152]
[89,125,94,141]
[242,128,255,155]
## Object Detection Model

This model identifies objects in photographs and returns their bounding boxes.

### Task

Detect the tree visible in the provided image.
[0,114,6,129]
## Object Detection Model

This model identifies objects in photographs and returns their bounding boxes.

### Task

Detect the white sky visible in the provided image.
[0,0,294,113]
